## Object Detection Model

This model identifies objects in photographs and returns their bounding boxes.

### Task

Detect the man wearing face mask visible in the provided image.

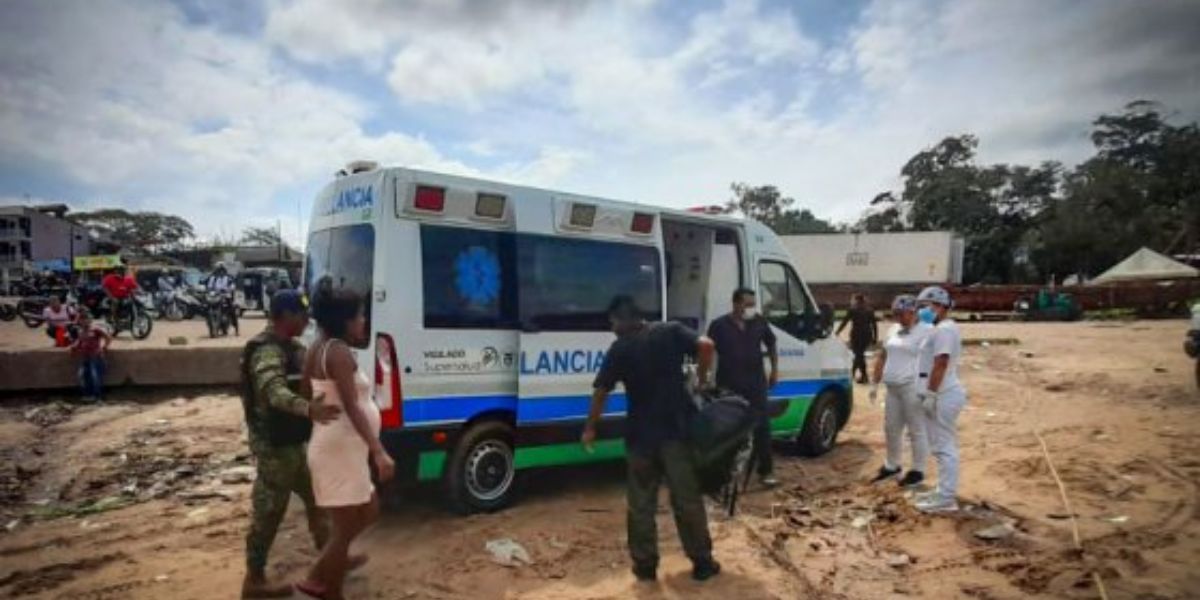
[706,288,780,487]
[913,286,966,513]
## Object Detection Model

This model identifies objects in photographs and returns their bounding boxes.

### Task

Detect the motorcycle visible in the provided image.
[175,288,204,320]
[205,291,238,338]
[152,289,186,322]
[108,294,154,340]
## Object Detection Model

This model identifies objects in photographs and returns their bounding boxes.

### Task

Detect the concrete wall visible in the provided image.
[781,231,964,284]
[0,346,241,392]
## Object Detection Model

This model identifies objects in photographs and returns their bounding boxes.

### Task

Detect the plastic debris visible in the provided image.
[486,538,532,567]
[973,523,1016,541]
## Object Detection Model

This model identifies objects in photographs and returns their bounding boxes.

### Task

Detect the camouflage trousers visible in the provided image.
[246,443,329,573]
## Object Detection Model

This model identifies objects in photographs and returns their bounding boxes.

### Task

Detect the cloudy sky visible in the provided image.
[1,0,1198,246]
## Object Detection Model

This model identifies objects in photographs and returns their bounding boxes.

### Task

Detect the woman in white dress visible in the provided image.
[297,281,394,599]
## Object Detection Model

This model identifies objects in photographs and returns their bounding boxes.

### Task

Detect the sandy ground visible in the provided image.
[0,316,260,351]
[1,320,1198,599]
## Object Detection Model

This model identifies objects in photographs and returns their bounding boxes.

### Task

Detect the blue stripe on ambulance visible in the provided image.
[400,378,847,426]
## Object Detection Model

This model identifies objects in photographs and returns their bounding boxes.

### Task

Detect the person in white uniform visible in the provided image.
[868,295,933,488]
[914,286,966,513]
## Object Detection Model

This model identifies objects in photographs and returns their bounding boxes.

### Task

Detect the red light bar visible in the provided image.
[687,205,725,215]
[631,212,655,234]
[414,185,446,212]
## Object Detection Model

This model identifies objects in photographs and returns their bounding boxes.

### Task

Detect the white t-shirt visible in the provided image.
[42,304,75,327]
[881,322,933,385]
[920,319,963,394]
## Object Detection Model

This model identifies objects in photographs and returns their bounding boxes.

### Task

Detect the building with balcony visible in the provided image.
[0,204,93,293]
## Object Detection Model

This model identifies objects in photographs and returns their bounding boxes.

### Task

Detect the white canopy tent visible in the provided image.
[1090,247,1199,285]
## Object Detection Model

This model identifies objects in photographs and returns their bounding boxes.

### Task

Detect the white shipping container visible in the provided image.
[782,231,964,284]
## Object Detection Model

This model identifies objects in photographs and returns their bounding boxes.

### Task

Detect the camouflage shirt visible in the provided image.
[241,327,311,454]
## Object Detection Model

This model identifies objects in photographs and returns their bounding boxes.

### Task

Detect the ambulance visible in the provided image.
[304,163,853,513]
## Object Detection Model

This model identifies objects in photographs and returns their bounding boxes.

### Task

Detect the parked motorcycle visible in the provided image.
[205,291,238,338]
[152,289,186,322]
[175,287,204,320]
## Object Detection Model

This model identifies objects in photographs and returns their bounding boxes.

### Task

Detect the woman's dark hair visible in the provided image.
[310,277,363,340]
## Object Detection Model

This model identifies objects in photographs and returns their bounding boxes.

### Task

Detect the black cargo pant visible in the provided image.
[850,337,870,382]
[626,441,713,570]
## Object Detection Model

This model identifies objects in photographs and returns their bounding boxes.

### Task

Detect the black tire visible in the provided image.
[21,314,43,328]
[0,306,14,321]
[796,391,842,457]
[445,420,516,514]
[130,309,153,340]
[207,312,219,338]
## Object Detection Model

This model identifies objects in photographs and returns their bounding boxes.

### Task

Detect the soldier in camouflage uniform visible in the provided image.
[241,290,341,599]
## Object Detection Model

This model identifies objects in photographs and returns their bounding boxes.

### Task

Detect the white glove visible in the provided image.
[868,384,880,405]
[920,389,938,414]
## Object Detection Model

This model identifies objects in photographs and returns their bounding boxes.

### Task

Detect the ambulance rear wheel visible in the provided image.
[796,391,840,457]
[446,421,516,514]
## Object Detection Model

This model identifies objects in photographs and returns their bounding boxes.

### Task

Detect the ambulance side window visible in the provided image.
[420,225,519,329]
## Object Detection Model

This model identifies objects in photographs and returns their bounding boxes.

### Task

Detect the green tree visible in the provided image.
[70,209,195,255]
[240,226,282,246]
[1032,101,1200,278]
[856,192,907,233]
[726,183,837,234]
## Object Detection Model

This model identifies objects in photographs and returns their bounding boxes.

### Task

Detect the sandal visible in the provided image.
[294,581,328,599]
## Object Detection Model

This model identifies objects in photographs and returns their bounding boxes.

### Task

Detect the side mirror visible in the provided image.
[818,303,835,338]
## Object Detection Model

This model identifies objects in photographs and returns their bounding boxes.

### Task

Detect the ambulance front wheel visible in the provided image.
[446,420,516,514]
[796,391,841,457]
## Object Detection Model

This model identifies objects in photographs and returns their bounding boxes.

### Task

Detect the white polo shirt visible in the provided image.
[881,322,932,385]
[920,319,963,394]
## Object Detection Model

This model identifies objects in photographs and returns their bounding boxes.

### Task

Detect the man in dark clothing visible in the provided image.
[582,296,721,583]
[707,288,779,487]
[837,293,878,383]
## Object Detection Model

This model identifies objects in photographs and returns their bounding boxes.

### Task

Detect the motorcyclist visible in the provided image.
[207,263,239,335]
[101,265,137,324]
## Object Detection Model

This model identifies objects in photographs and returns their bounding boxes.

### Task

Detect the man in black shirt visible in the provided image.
[583,296,721,583]
[837,293,878,383]
[707,288,779,487]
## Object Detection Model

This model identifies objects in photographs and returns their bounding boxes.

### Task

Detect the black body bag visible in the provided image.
[688,388,756,496]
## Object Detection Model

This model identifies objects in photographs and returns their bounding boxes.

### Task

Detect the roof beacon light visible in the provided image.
[475,192,506,219]
[414,185,446,212]
[569,203,597,229]
[631,212,655,234]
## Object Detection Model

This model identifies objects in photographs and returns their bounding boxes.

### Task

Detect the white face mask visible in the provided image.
[741,307,758,320]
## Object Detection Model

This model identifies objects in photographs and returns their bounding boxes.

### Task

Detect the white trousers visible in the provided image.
[883,381,928,472]
[925,387,966,501]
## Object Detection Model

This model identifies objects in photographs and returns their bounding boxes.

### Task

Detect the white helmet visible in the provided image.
[917,286,952,307]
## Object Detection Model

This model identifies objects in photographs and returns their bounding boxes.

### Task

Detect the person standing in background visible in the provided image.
[868,295,932,488]
[914,286,967,513]
[837,293,878,384]
[707,288,780,487]
[70,310,111,402]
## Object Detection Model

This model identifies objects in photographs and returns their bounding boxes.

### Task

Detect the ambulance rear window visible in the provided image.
[304,224,375,347]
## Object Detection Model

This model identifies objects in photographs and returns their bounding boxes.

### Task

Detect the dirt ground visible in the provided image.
[1,320,1197,599]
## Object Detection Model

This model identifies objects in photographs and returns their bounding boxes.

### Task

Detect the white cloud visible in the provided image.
[2,0,1198,247]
